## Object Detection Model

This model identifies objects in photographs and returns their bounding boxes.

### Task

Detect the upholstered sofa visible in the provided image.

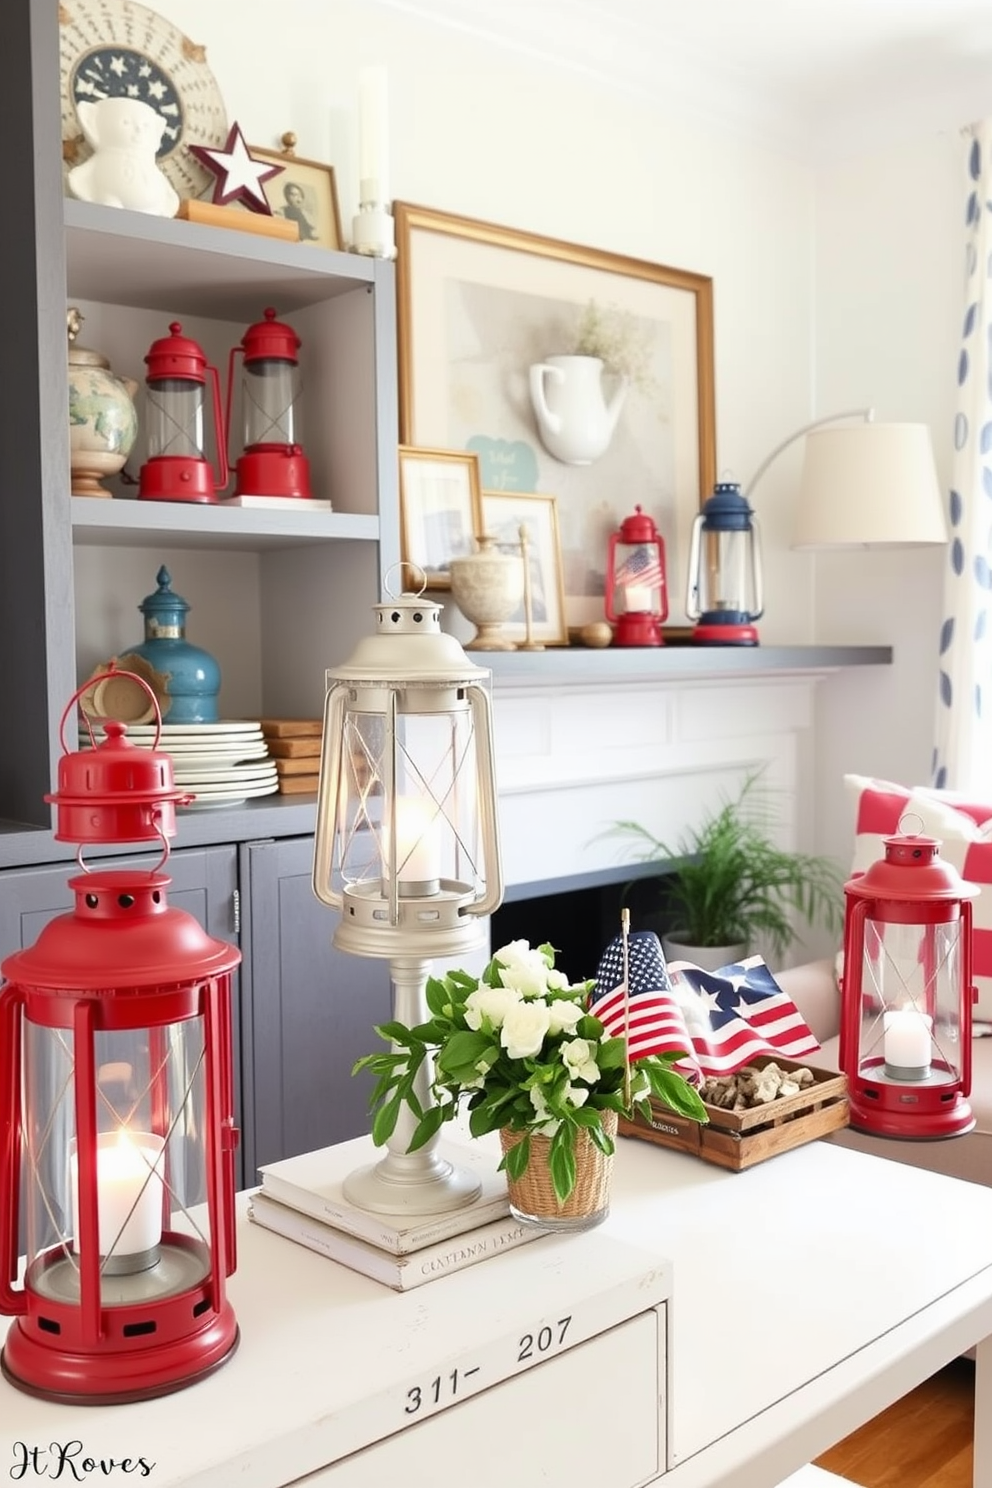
[776,957,992,1188]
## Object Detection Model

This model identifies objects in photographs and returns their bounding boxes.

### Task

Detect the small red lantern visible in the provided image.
[226,307,313,501]
[138,322,229,504]
[0,677,241,1403]
[839,824,978,1139]
[604,506,668,647]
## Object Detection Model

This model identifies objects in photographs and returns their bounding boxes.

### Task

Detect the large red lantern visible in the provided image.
[226,307,313,502]
[138,322,229,504]
[0,677,241,1403]
[604,506,668,647]
[839,825,978,1139]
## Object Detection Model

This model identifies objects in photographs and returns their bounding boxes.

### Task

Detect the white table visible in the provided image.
[2,1134,990,1487]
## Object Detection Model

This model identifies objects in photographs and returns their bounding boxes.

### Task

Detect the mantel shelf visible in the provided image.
[481,643,893,686]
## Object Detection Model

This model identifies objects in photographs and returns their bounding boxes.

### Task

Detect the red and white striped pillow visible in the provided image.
[844,775,992,1021]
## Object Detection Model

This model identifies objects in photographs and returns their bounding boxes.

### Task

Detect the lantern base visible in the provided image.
[138,455,221,504]
[334,881,489,960]
[848,1064,976,1139]
[612,613,664,647]
[235,444,312,501]
[343,1151,482,1216]
[691,620,760,645]
[0,1311,239,1406]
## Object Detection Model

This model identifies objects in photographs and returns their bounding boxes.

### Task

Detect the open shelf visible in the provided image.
[71,498,379,551]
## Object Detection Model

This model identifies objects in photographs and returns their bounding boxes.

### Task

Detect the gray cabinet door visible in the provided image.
[239,836,392,1184]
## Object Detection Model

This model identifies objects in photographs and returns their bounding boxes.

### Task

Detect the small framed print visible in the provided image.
[479,490,568,647]
[398,446,483,590]
[251,145,343,250]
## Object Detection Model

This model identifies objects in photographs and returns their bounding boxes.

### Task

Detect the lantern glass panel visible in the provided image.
[696,529,756,615]
[853,916,963,1084]
[612,543,662,615]
[21,1009,212,1302]
[242,360,301,447]
[145,379,206,460]
[337,699,484,897]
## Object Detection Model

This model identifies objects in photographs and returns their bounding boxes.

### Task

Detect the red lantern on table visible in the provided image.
[0,677,241,1403]
[138,322,229,504]
[226,307,313,502]
[604,506,668,647]
[839,823,978,1139]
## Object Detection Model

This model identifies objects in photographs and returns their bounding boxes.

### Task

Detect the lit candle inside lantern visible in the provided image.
[358,65,390,205]
[70,1129,165,1262]
[394,794,441,884]
[625,585,652,612]
[883,1007,933,1073]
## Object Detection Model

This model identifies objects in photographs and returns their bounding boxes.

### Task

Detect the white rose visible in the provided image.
[464,983,523,1031]
[501,1000,552,1059]
[565,1084,589,1108]
[561,1038,600,1083]
[494,940,554,998]
[546,998,583,1036]
[528,1085,560,1135]
[546,968,570,990]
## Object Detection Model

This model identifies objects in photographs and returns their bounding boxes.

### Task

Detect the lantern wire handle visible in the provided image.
[382,561,427,599]
[897,811,926,837]
[59,665,164,757]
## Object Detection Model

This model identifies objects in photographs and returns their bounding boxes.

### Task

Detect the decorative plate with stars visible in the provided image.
[59,0,229,200]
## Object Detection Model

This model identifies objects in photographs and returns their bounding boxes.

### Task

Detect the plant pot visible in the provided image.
[661,936,747,973]
[499,1110,618,1232]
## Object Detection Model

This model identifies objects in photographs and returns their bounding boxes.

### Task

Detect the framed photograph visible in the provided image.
[395,202,715,632]
[251,145,343,251]
[479,490,568,647]
[398,446,483,589]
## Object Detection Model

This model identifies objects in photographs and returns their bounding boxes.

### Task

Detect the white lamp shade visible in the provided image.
[793,423,947,549]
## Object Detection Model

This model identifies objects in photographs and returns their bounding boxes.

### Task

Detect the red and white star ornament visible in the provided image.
[189,123,283,213]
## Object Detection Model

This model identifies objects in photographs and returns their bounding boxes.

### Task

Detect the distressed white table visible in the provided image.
[1,1134,990,1488]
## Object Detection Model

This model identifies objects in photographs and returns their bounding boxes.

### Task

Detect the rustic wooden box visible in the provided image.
[619,1055,849,1171]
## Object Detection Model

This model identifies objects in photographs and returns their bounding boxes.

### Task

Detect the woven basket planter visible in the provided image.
[499,1109,618,1232]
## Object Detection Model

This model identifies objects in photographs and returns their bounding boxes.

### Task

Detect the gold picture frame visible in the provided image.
[398,445,483,590]
[394,202,716,632]
[479,490,568,647]
[251,143,343,251]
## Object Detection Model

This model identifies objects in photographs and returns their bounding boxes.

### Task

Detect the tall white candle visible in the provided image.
[70,1129,165,1259]
[883,1008,932,1071]
[394,795,441,883]
[625,585,652,612]
[358,65,390,205]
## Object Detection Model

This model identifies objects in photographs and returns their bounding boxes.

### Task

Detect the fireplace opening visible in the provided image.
[489,866,674,983]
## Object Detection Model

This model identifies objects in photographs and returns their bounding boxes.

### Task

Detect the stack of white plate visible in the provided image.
[81,721,279,809]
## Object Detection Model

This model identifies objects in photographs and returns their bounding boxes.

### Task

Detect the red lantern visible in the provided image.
[226,307,313,501]
[0,678,241,1403]
[138,322,229,504]
[839,825,978,1139]
[604,506,668,647]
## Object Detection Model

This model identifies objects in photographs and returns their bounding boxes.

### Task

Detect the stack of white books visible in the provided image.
[249,1135,542,1292]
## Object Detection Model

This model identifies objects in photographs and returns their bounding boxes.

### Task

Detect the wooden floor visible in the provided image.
[814,1359,975,1488]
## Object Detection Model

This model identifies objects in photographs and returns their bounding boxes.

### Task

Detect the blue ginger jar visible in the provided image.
[128,566,221,723]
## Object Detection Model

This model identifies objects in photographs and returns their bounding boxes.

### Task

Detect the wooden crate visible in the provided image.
[619,1055,849,1171]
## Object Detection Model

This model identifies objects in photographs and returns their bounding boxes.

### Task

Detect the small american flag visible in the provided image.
[590,932,820,1080]
[614,546,663,590]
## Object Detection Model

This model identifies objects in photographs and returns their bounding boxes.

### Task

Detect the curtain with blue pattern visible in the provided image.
[933,121,992,794]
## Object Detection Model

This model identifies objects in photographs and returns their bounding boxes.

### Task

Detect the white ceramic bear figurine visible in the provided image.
[68,97,180,217]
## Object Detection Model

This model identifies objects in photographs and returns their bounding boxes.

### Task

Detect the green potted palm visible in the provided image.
[603,773,844,970]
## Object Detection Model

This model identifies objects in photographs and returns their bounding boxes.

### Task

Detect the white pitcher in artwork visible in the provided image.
[528,354,628,465]
[67,97,180,218]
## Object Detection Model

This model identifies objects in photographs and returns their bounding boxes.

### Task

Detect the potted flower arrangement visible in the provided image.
[353,938,708,1229]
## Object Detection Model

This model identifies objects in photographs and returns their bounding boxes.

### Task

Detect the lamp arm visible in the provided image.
[743,407,874,500]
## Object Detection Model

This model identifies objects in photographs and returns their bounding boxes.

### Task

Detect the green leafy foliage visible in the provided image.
[600,770,844,959]
[353,939,709,1206]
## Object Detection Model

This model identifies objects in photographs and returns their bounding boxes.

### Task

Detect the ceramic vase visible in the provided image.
[499,1109,618,1232]
[528,354,628,465]
[449,534,525,650]
[67,309,139,499]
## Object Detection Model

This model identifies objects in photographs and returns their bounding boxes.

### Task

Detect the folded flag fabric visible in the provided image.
[590,930,820,1080]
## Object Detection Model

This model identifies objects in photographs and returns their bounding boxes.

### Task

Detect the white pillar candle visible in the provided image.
[358,65,390,205]
[394,794,441,882]
[70,1129,165,1259]
[883,1008,933,1071]
[625,585,652,612]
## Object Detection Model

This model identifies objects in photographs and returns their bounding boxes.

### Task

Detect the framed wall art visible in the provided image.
[479,490,568,647]
[395,202,716,631]
[251,142,343,250]
[398,446,483,589]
